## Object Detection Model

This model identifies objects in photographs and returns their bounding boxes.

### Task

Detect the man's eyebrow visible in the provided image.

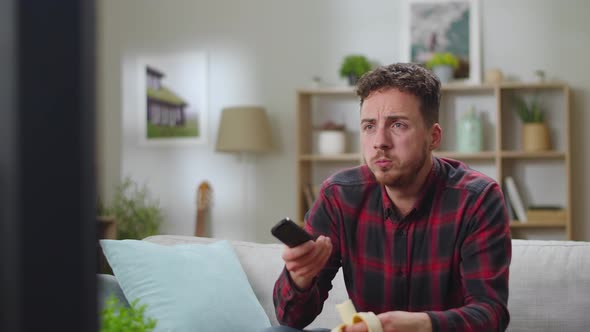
[361,115,409,123]
[386,115,409,121]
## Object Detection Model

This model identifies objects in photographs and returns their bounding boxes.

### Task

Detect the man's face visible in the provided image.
[360,88,437,188]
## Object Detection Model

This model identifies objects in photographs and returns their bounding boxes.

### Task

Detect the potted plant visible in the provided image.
[425,52,459,83]
[339,55,372,86]
[316,121,346,155]
[100,295,157,332]
[100,177,164,240]
[512,95,550,151]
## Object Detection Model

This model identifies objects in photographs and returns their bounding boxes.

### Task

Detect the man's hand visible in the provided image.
[282,235,332,290]
[344,311,432,332]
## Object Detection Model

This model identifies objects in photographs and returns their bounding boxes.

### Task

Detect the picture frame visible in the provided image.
[400,0,481,84]
[135,51,208,146]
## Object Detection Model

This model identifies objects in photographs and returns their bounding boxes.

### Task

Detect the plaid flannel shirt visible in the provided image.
[273,157,511,331]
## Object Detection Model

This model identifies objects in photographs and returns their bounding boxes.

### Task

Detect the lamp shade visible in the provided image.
[215,106,273,153]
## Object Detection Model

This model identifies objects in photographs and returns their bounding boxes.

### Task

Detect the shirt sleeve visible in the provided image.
[426,182,512,332]
[272,184,342,329]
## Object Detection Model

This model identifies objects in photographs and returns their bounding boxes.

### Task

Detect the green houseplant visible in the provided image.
[512,96,544,123]
[339,55,372,86]
[426,52,459,83]
[100,296,157,332]
[100,177,164,240]
[512,96,550,151]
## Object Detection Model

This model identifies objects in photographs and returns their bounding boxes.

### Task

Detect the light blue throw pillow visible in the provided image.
[100,239,271,332]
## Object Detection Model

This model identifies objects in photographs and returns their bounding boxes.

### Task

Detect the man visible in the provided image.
[271,63,511,332]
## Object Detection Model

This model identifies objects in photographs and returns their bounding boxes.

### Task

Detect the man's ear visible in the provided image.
[429,123,442,151]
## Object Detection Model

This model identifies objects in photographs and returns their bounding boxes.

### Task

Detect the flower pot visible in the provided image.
[522,123,550,151]
[432,65,454,83]
[318,130,346,155]
[347,74,359,86]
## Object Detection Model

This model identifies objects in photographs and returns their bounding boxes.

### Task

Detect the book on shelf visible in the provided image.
[504,176,527,223]
[502,185,516,221]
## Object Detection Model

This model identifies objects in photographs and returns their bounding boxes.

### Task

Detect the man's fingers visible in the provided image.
[294,237,332,278]
[285,236,332,277]
[297,237,330,267]
[293,244,326,277]
[281,239,314,261]
[344,321,368,332]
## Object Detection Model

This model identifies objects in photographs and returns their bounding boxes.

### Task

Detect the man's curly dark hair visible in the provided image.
[356,63,441,127]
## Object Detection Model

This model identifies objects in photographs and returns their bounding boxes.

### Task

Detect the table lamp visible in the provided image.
[215,106,273,153]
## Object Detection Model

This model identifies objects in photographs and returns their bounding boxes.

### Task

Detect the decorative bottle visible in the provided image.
[457,107,483,152]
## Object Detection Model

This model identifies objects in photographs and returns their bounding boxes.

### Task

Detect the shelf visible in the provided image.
[441,83,495,92]
[300,153,361,162]
[499,81,566,90]
[434,151,496,160]
[296,82,566,96]
[297,87,355,95]
[296,82,571,240]
[501,150,565,159]
[510,220,566,228]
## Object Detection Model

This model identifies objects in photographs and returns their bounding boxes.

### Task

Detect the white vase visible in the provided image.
[318,130,346,155]
[433,65,453,83]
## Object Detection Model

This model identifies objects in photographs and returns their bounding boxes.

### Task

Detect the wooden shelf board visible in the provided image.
[434,151,496,160]
[300,153,361,162]
[510,220,566,228]
[499,81,566,90]
[441,83,495,92]
[297,82,566,96]
[501,150,565,159]
[297,87,355,95]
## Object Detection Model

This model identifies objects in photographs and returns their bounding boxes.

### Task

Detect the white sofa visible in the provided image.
[105,235,590,331]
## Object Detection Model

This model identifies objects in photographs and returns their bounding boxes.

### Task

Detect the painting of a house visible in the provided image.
[143,63,202,141]
[146,66,187,127]
[136,51,207,145]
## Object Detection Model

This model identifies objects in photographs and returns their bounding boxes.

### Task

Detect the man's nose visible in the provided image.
[373,125,392,150]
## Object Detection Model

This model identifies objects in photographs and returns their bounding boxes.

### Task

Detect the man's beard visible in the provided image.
[369,142,429,189]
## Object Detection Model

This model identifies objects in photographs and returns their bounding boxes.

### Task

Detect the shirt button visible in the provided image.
[397,230,405,236]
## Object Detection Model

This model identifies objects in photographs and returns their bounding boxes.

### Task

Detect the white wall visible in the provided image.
[98,0,590,242]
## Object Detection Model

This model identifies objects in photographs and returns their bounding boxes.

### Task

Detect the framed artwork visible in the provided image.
[136,51,208,146]
[400,0,481,84]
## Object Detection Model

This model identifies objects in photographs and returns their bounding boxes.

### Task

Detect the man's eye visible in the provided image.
[364,124,374,130]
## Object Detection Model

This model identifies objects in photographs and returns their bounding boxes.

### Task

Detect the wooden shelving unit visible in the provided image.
[296,82,572,239]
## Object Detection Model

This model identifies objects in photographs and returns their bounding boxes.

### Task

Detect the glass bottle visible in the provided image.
[457,107,483,152]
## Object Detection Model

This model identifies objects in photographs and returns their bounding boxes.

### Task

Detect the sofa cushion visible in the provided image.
[100,239,271,332]
[143,235,349,328]
[508,239,590,332]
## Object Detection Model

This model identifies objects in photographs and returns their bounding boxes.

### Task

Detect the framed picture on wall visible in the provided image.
[400,0,481,84]
[135,51,208,146]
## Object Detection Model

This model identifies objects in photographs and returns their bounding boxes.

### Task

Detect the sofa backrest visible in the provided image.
[508,239,590,332]
[144,235,590,331]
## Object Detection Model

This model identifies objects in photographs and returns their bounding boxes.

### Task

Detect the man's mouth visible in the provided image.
[375,158,393,168]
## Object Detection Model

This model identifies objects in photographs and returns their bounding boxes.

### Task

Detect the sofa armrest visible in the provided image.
[97,274,129,311]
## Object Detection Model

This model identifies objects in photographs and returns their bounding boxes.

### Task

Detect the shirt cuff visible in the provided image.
[283,267,317,301]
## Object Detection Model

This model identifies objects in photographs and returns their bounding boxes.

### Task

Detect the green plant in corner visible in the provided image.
[339,55,372,85]
[425,52,460,70]
[512,96,544,123]
[100,295,157,332]
[103,177,164,240]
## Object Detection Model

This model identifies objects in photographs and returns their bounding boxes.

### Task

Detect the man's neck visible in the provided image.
[385,155,434,216]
